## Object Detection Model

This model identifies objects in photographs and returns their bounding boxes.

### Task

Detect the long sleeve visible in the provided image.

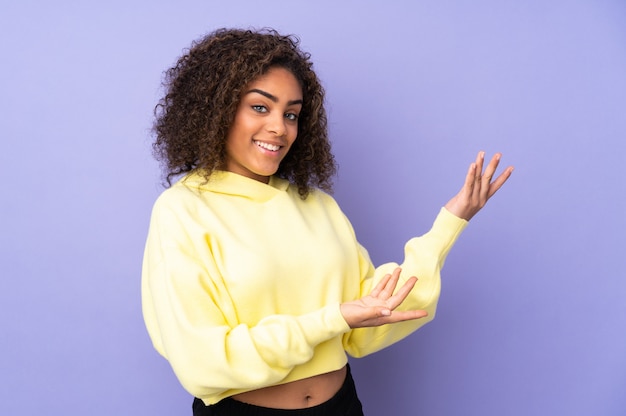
[342,207,468,357]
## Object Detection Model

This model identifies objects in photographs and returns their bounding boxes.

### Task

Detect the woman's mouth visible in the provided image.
[254,140,281,152]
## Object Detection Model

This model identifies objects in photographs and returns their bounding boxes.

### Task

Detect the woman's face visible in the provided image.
[224,66,303,183]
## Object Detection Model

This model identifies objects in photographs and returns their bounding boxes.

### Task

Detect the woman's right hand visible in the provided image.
[340,267,429,328]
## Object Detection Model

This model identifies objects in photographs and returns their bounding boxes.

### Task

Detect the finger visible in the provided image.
[479,153,502,201]
[361,307,427,327]
[387,276,418,310]
[378,267,402,299]
[382,309,429,324]
[369,272,392,298]
[487,165,514,199]
[474,151,485,182]
[471,151,486,199]
[462,161,477,195]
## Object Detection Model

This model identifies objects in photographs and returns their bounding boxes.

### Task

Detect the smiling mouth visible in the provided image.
[254,140,281,152]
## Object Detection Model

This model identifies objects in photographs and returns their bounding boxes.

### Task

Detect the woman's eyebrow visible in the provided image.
[246,88,303,106]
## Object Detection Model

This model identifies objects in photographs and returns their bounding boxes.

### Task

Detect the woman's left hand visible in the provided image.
[444,151,514,221]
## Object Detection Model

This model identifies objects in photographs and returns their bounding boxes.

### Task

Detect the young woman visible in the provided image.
[142,28,513,416]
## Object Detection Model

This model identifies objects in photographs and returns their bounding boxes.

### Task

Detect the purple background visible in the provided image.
[2,1,625,415]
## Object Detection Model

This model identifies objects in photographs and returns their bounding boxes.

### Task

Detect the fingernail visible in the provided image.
[381,309,391,316]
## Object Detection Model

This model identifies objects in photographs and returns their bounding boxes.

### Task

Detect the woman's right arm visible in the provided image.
[141,199,351,401]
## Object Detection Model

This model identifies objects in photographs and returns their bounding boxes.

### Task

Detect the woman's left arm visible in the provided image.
[342,152,513,356]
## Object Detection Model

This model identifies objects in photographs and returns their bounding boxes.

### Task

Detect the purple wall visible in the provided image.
[1,1,625,415]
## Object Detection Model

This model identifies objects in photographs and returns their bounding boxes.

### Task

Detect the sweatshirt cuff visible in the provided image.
[301,303,350,346]
[405,208,468,256]
[438,207,469,232]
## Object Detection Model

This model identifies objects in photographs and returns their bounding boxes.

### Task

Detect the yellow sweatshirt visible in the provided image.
[142,171,467,405]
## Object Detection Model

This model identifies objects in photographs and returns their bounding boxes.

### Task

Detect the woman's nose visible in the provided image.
[266,114,286,136]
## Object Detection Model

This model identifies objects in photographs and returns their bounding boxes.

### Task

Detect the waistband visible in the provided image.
[193,364,363,416]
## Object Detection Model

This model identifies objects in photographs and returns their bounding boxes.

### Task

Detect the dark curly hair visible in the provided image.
[152,28,336,198]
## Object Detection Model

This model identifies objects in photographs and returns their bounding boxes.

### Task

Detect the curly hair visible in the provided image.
[152,28,336,198]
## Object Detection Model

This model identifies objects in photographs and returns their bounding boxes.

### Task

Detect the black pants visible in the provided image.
[192,365,364,416]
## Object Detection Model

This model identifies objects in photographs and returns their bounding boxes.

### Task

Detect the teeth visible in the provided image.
[254,141,280,151]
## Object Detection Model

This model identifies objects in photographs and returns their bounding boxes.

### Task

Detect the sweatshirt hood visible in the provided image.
[179,170,290,202]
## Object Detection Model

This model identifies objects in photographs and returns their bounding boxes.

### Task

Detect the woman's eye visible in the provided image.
[285,113,299,121]
[251,105,267,113]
